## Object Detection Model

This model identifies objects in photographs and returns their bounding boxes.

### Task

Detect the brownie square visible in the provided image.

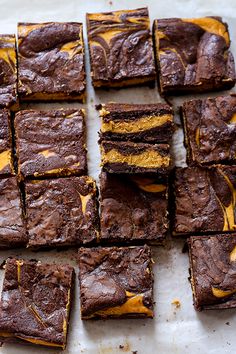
[153,17,236,95]
[0,258,74,348]
[188,234,236,310]
[15,109,87,179]
[100,172,168,244]
[182,95,236,165]
[0,35,18,109]
[78,245,153,319]
[173,166,236,235]
[100,140,170,175]
[0,109,14,176]
[17,22,86,102]
[0,177,27,248]
[25,176,99,248]
[86,7,156,88]
[98,103,174,143]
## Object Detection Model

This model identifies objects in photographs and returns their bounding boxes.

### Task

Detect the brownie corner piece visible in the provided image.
[99,102,174,143]
[100,172,168,244]
[25,176,99,249]
[173,166,236,236]
[15,109,87,179]
[0,109,14,176]
[17,22,86,102]
[0,258,74,348]
[0,176,27,248]
[182,95,236,165]
[0,34,18,109]
[78,245,153,319]
[188,234,236,311]
[86,7,156,88]
[153,17,236,95]
[100,140,170,175]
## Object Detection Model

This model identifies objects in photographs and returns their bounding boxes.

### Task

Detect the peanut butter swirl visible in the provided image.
[154,17,236,94]
[0,35,17,108]
[87,7,156,87]
[17,22,86,101]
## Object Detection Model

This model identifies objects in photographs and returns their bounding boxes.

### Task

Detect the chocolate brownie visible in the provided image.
[153,17,236,95]
[25,176,99,249]
[98,103,174,143]
[87,7,156,88]
[173,166,236,235]
[100,172,168,244]
[0,109,14,176]
[0,35,18,109]
[15,109,87,179]
[100,140,170,175]
[182,95,236,165]
[78,245,153,319]
[188,234,236,310]
[0,258,74,348]
[17,22,86,102]
[0,177,27,248]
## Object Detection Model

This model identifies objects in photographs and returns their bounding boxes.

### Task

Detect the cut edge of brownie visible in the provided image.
[100,140,171,175]
[98,102,175,143]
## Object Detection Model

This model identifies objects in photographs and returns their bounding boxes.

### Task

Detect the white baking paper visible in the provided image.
[0,0,235,353]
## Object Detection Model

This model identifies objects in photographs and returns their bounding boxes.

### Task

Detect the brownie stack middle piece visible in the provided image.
[98,102,175,245]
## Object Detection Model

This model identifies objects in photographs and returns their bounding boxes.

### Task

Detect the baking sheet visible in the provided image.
[0,0,236,353]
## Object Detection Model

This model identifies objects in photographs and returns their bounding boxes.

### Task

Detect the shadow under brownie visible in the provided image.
[98,102,174,143]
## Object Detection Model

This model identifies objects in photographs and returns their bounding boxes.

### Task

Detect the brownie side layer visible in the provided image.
[99,103,174,143]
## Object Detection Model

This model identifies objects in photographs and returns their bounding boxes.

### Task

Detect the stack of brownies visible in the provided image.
[0,6,234,350]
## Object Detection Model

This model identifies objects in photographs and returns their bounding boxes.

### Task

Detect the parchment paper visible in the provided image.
[0,0,236,353]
